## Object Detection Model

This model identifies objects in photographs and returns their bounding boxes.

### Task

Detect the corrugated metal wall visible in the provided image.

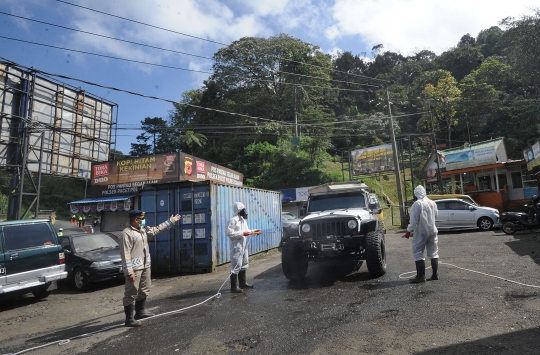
[211,184,281,265]
[144,182,281,273]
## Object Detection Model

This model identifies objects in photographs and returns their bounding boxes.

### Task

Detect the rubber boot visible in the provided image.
[427,258,439,281]
[230,273,243,293]
[238,270,253,289]
[409,260,426,283]
[134,298,155,320]
[124,304,142,327]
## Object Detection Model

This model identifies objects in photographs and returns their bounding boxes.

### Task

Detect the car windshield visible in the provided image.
[72,234,119,253]
[309,193,366,212]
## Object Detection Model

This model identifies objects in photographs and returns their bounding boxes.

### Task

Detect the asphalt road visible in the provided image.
[2,226,540,355]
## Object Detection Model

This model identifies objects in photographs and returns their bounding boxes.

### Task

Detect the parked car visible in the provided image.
[0,219,67,300]
[428,194,479,206]
[281,212,301,243]
[433,198,501,231]
[59,233,123,291]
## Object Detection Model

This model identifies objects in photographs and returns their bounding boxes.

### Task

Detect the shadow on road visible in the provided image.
[416,326,540,354]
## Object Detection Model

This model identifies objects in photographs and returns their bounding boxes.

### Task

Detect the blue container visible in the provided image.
[141,181,281,273]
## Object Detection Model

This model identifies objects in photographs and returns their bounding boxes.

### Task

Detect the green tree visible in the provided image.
[420,72,462,148]
[500,9,540,96]
[178,131,208,155]
[130,117,176,156]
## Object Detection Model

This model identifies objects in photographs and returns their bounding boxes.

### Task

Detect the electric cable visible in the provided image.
[398,261,540,289]
[0,56,288,125]
[0,35,374,93]
[0,11,380,89]
[54,0,389,84]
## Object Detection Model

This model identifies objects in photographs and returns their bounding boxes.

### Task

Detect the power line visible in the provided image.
[0,56,290,125]
[55,0,389,84]
[0,12,380,89]
[0,35,373,93]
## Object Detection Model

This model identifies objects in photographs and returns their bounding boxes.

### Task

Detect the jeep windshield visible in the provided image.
[308,192,366,212]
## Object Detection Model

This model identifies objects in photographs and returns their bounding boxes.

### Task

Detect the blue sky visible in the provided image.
[0,0,536,155]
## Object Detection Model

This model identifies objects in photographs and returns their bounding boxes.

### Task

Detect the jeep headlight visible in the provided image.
[301,224,311,233]
[347,219,358,229]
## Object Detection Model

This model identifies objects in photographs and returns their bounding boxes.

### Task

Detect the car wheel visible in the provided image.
[73,268,89,291]
[281,241,308,281]
[478,217,494,231]
[365,230,387,277]
[502,221,517,235]
[32,288,51,299]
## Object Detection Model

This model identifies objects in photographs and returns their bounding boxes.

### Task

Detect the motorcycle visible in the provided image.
[501,196,540,234]
[92,217,100,227]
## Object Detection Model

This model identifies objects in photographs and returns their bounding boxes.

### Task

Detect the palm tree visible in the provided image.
[179,131,207,154]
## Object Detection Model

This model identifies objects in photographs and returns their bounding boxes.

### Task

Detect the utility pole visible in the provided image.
[428,102,444,192]
[385,88,406,228]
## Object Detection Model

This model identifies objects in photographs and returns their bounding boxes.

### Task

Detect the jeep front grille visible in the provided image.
[310,220,348,239]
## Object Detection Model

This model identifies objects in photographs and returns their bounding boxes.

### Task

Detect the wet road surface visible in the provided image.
[2,228,540,354]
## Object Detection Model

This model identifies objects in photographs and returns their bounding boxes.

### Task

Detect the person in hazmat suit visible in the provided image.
[226,202,260,293]
[404,185,439,283]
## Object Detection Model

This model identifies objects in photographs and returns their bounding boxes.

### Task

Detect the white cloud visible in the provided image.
[327,0,538,55]
[236,0,290,16]
[326,46,342,58]
[59,0,271,70]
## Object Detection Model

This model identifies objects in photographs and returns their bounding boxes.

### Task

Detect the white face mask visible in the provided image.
[140,219,146,227]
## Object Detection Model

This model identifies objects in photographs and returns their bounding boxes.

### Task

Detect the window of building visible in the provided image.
[497,174,508,190]
[511,172,523,189]
[478,176,492,191]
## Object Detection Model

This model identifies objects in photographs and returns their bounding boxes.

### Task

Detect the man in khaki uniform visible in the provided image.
[120,210,181,327]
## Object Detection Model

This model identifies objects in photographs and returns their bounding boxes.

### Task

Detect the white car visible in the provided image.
[433,198,501,231]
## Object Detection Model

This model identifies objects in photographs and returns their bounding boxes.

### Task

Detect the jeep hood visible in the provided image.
[302,208,371,222]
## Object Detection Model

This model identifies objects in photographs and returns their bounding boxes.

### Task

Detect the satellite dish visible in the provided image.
[464,142,470,148]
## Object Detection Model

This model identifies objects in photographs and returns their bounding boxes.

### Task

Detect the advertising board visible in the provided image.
[444,146,497,171]
[350,144,394,176]
[89,152,243,196]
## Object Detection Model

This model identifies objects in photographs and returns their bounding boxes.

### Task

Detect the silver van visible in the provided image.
[0,219,67,300]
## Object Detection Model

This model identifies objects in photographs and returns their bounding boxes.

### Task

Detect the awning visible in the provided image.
[68,195,135,205]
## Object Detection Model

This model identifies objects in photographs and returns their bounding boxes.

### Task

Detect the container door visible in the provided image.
[179,184,212,271]
[143,187,178,272]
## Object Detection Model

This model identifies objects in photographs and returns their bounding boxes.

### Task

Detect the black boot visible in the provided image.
[409,260,426,283]
[124,304,142,327]
[134,298,155,320]
[238,270,253,289]
[230,273,243,293]
[427,258,439,281]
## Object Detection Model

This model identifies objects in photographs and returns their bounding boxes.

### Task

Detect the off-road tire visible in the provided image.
[502,221,517,235]
[478,217,494,231]
[282,240,308,281]
[365,230,387,277]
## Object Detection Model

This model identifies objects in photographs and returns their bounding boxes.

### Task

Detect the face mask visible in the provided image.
[140,219,146,227]
[239,209,248,219]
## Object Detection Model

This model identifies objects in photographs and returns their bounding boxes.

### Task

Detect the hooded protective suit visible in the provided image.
[226,202,251,274]
[406,185,439,261]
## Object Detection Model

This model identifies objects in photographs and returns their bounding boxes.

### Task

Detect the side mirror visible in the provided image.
[468,206,475,211]
[63,249,71,254]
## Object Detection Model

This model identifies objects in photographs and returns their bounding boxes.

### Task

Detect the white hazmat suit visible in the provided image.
[406,185,439,261]
[226,202,251,274]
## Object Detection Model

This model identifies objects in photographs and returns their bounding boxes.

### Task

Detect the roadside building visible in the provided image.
[422,138,535,212]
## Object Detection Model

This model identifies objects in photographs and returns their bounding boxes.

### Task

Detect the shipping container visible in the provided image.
[140,181,281,273]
